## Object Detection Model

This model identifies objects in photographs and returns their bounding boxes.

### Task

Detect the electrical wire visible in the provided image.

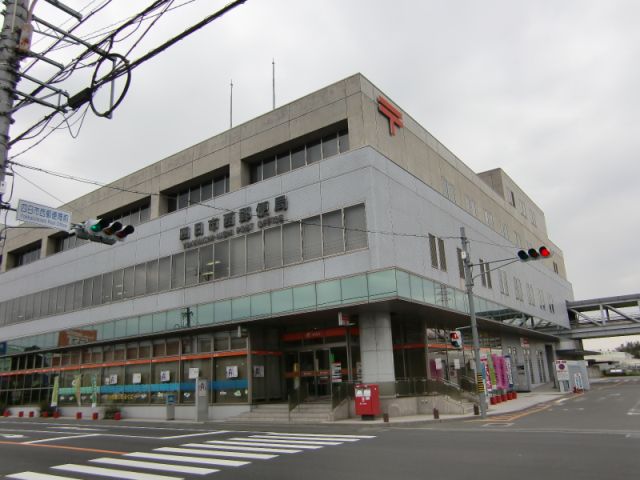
[8,159,523,246]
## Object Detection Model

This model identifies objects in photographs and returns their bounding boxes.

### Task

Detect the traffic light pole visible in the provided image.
[0,0,29,207]
[460,226,488,419]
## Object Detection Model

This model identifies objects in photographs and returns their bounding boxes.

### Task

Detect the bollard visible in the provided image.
[512,392,517,400]
[501,394,507,402]
[92,412,99,420]
[113,411,122,421]
[28,411,34,418]
[490,396,497,405]
[473,404,480,416]
[433,408,439,420]
[53,410,60,418]
[18,411,24,417]
[383,413,389,423]
[3,410,10,417]
[41,412,49,418]
[76,412,82,420]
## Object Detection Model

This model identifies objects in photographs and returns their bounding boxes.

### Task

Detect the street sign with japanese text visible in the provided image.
[16,199,71,231]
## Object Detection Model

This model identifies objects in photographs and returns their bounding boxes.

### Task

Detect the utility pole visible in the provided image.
[460,226,488,418]
[0,0,28,208]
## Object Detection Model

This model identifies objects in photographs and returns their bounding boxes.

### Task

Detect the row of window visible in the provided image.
[0,204,367,326]
[249,129,349,184]
[498,270,555,313]
[166,171,230,213]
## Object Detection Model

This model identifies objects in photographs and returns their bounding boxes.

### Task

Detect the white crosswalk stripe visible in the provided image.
[242,436,343,446]
[154,446,277,460]
[250,434,360,442]
[125,451,249,467]
[90,457,218,475]
[52,464,180,480]
[6,473,81,480]
[6,431,377,480]
[264,432,376,439]
[213,439,323,449]
[203,441,302,453]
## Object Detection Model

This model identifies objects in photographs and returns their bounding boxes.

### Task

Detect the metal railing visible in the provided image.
[330,382,354,409]
[395,377,477,403]
[287,383,309,412]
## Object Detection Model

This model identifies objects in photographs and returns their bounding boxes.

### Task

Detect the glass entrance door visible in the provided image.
[293,348,332,399]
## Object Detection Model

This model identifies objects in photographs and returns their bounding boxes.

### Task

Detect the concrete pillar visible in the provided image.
[359,311,396,395]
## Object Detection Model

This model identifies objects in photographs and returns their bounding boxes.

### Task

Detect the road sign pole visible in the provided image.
[0,0,29,207]
[460,227,488,418]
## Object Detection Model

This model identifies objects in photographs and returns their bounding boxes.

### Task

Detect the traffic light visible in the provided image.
[74,219,135,245]
[449,330,463,349]
[517,246,551,261]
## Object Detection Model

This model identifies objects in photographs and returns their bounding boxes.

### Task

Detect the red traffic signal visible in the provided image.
[517,246,552,261]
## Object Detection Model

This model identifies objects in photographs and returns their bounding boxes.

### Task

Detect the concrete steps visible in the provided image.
[226,401,334,424]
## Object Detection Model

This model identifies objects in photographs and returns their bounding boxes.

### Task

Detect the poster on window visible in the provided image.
[188,368,200,380]
[132,373,142,384]
[225,366,238,379]
[435,358,443,370]
[331,362,342,383]
[453,359,461,370]
[253,365,264,378]
[109,374,118,385]
[160,370,171,382]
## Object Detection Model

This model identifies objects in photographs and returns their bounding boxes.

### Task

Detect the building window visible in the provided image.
[513,277,524,302]
[529,208,537,227]
[518,199,527,218]
[464,195,477,217]
[509,190,516,207]
[456,248,465,279]
[429,234,447,271]
[538,289,546,311]
[553,262,559,274]
[478,260,492,289]
[548,294,555,314]
[484,210,494,228]
[165,170,229,213]
[248,127,349,185]
[526,283,536,306]
[500,223,509,239]
[7,241,42,269]
[442,177,456,203]
[498,270,509,296]
[0,203,367,326]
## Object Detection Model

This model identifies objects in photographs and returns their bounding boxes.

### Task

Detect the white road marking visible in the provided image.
[1,434,26,439]
[203,441,302,453]
[125,452,249,467]
[265,432,375,438]
[90,458,218,475]
[52,464,179,480]
[253,435,360,442]
[628,400,640,416]
[159,431,230,440]
[244,436,341,446]
[23,434,100,444]
[6,473,80,480]
[156,446,276,460]
[49,427,102,432]
[482,423,513,428]
[221,439,322,449]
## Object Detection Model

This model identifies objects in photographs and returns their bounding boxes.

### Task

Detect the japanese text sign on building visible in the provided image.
[180,194,288,248]
[16,199,72,231]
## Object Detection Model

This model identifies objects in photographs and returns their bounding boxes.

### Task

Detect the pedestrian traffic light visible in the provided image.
[517,246,551,261]
[449,330,463,349]
[74,218,135,245]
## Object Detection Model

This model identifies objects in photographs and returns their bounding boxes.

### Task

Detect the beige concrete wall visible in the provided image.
[1,73,566,280]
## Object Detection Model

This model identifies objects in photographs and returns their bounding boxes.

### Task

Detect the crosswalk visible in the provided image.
[5,432,376,479]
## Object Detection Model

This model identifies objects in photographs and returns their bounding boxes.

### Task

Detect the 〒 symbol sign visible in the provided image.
[377,96,404,136]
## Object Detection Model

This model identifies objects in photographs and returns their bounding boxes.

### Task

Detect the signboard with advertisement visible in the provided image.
[58,329,98,347]
[331,362,342,383]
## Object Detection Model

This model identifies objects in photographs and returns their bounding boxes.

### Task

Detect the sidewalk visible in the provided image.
[332,387,570,425]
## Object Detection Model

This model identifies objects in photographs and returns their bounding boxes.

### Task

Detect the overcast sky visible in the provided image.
[6,1,640,349]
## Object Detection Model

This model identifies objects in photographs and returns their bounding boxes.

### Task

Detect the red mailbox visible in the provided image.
[354,384,380,419]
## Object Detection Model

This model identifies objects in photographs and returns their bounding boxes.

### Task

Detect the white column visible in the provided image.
[359,311,395,385]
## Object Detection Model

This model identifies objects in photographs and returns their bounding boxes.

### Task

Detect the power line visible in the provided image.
[8,159,528,248]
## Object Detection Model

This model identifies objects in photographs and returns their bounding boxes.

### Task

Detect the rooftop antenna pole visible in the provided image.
[229,79,233,128]
[272,58,275,110]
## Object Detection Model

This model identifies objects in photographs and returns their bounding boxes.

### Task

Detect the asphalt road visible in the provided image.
[0,377,638,480]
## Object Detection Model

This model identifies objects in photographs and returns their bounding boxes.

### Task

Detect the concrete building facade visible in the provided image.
[0,74,572,419]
